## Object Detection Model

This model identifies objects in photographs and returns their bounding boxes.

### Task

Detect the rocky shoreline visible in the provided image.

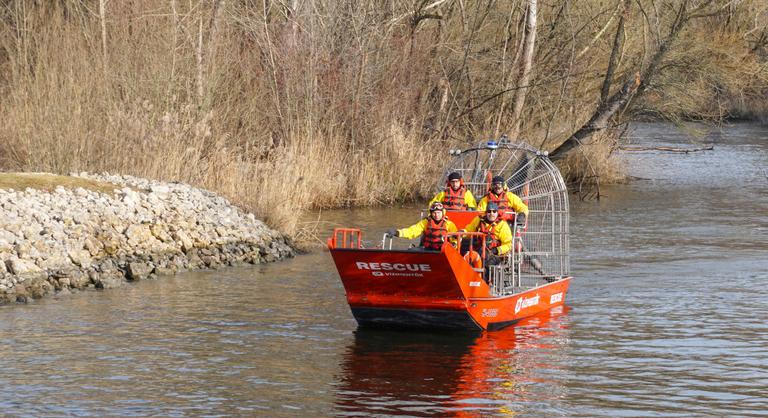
[0,173,295,304]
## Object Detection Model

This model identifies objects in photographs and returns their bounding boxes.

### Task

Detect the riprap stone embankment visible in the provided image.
[0,173,294,303]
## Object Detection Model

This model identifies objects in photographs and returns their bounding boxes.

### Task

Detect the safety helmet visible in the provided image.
[485,202,499,212]
[491,175,505,185]
[447,172,462,181]
[430,202,445,212]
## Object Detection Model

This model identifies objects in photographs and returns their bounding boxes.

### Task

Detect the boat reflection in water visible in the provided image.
[335,305,571,416]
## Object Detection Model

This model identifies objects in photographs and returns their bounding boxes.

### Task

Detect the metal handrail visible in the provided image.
[381,234,393,250]
[449,222,534,296]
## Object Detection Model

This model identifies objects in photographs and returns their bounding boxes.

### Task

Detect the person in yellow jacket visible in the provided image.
[476,176,529,226]
[463,202,513,257]
[428,172,477,210]
[386,202,458,251]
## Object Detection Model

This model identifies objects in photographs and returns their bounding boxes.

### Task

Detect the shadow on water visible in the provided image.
[335,306,572,416]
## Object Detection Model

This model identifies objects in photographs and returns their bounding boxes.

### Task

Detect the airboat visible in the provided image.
[327,138,571,331]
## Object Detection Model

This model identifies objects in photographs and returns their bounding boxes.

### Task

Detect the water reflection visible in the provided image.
[336,306,571,416]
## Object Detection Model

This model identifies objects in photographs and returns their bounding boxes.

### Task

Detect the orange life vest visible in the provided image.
[485,191,510,212]
[442,185,468,210]
[421,217,448,250]
[485,191,517,221]
[478,219,501,250]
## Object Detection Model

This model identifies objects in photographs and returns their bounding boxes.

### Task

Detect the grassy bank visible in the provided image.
[0,1,765,234]
[0,173,121,194]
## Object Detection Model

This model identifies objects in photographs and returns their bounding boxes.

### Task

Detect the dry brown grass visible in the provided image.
[0,173,120,194]
[0,1,764,234]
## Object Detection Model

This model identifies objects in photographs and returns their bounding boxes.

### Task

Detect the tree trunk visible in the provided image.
[99,0,108,74]
[494,4,525,138]
[509,0,537,138]
[548,73,639,159]
[549,0,696,160]
[600,0,630,104]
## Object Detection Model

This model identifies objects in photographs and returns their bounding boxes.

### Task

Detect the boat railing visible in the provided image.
[327,228,363,249]
[330,225,558,295]
[381,233,394,250]
[451,220,558,296]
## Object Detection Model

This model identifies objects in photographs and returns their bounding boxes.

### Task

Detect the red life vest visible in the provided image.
[485,191,517,221]
[442,185,468,210]
[478,219,501,250]
[485,191,510,212]
[421,217,448,250]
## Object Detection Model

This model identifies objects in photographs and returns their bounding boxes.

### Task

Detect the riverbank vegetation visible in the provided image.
[1,0,766,234]
[0,173,119,194]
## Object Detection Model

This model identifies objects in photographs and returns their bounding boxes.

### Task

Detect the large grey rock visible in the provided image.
[15,242,41,259]
[120,188,141,206]
[26,278,53,299]
[94,272,123,289]
[5,257,43,276]
[126,262,153,281]
[67,249,92,269]
[83,236,103,257]
[38,255,72,271]
[125,224,153,246]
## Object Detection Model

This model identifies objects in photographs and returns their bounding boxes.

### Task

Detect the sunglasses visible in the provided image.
[486,209,498,213]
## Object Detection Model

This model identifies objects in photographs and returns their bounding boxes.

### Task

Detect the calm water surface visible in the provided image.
[1,122,767,416]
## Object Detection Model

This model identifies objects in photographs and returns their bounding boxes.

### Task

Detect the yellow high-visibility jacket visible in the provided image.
[464,216,513,256]
[397,218,458,240]
[428,189,478,210]
[476,190,529,215]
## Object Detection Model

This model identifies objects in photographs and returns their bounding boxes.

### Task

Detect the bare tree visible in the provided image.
[508,0,536,138]
[549,0,722,160]
[99,0,108,74]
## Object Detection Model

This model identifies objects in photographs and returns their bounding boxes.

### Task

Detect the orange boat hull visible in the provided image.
[329,243,570,331]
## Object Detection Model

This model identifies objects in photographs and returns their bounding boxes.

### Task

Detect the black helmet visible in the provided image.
[491,175,504,185]
[448,172,462,181]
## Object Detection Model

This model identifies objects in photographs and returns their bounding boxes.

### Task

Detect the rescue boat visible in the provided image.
[328,138,572,331]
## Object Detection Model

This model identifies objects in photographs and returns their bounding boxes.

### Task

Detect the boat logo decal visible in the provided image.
[469,281,481,287]
[481,308,498,318]
[355,262,431,278]
[515,294,540,314]
[549,292,563,304]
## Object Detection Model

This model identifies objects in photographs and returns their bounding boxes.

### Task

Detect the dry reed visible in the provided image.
[0,1,764,234]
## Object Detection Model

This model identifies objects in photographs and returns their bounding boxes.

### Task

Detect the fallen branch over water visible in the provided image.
[619,145,714,153]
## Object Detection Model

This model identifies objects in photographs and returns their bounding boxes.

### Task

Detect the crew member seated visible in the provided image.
[428,172,477,210]
[463,202,513,270]
[386,202,458,251]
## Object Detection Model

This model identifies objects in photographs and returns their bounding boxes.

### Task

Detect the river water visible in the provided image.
[1,122,766,417]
